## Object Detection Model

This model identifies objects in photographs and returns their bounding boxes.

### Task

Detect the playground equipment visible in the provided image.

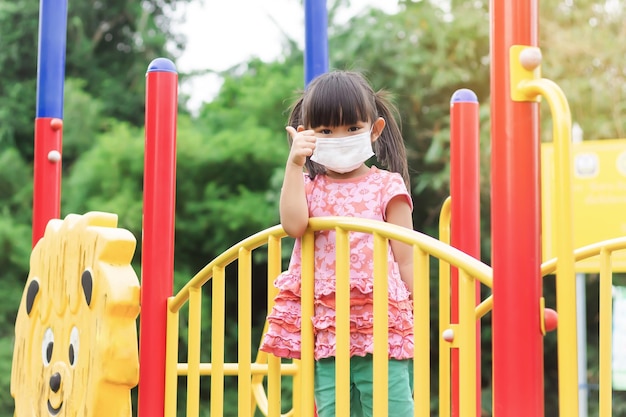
[12,0,625,416]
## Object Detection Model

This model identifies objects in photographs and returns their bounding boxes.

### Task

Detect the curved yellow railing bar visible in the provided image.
[168,224,287,311]
[167,220,494,309]
[512,44,577,417]
[304,218,494,285]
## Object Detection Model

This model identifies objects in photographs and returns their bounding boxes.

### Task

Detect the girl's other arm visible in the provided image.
[280,126,316,237]
[386,196,414,295]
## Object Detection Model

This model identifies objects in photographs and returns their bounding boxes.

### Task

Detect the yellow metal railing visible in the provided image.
[437,193,623,417]
[162,210,621,416]
[542,236,626,417]
[163,217,493,417]
[291,217,494,417]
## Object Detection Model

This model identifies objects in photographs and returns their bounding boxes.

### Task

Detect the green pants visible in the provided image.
[314,355,414,417]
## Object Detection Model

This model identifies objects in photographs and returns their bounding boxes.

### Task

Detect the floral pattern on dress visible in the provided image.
[260,166,414,360]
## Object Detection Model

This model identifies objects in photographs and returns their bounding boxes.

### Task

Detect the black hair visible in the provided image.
[286,70,410,190]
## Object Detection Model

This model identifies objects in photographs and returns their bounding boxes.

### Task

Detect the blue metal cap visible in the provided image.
[450,88,478,104]
[147,58,177,73]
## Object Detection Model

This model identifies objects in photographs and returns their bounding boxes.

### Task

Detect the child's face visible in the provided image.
[310,121,372,139]
[306,116,385,143]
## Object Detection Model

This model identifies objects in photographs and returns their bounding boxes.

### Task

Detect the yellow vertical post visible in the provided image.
[438,197,452,417]
[187,286,203,417]
[301,230,316,417]
[264,235,282,416]
[372,233,390,416]
[457,270,476,414]
[265,235,286,417]
[546,83,579,417]
[414,246,430,417]
[164,300,179,417]
[210,267,225,417]
[335,227,351,416]
[598,248,612,417]
[238,247,252,416]
[514,55,578,415]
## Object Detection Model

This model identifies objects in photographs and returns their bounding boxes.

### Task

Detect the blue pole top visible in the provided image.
[304,0,329,86]
[450,88,478,104]
[36,0,69,118]
[147,58,178,74]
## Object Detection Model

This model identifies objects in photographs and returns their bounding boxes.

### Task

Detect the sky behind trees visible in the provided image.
[174,0,399,109]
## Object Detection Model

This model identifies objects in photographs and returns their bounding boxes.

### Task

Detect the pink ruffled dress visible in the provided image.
[260,166,414,361]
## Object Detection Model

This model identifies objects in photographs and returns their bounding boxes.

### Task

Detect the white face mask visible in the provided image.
[310,130,374,173]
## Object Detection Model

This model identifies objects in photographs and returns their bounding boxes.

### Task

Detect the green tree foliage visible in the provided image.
[0,1,39,155]
[540,0,626,140]
[64,0,189,126]
[2,0,626,415]
[0,0,190,158]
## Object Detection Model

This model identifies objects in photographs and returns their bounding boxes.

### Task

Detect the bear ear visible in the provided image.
[25,279,40,316]
[81,270,93,307]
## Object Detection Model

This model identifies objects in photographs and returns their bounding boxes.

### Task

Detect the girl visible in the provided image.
[260,70,414,417]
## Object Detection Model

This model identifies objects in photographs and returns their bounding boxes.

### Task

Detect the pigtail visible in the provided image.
[373,91,411,192]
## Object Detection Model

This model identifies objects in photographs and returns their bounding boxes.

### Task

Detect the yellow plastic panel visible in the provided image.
[542,138,626,271]
[11,212,140,417]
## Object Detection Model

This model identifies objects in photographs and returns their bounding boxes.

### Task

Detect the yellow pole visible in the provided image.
[457,269,476,414]
[301,231,316,417]
[598,248,612,417]
[335,227,351,415]
[438,197,452,417]
[209,268,225,417]
[373,233,389,417]
[164,299,179,417]
[238,247,252,415]
[188,285,203,417]
[414,246,430,417]
[513,47,578,416]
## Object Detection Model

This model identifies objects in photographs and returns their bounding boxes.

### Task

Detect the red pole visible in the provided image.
[490,0,544,416]
[449,89,481,417]
[138,58,178,417]
[32,118,63,245]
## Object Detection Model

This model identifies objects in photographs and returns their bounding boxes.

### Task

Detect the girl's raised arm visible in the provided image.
[280,126,317,237]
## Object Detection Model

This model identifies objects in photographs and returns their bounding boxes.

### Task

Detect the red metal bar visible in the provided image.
[138,58,178,417]
[490,0,544,415]
[32,117,63,246]
[449,89,481,417]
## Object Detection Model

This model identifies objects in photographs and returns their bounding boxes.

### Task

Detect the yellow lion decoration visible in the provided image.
[11,212,141,417]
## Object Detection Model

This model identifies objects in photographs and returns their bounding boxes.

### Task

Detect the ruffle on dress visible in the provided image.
[260,288,303,359]
[259,270,414,361]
